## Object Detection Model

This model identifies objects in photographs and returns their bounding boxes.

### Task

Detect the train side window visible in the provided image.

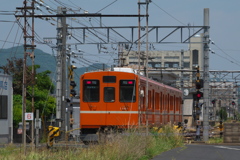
[120,80,136,102]
[83,80,99,102]
[104,87,115,102]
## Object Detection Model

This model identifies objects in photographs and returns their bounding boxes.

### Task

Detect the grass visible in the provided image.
[0,124,184,160]
[206,137,223,144]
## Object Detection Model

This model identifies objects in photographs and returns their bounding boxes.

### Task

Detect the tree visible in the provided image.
[219,108,228,121]
[13,95,22,127]
[1,58,56,126]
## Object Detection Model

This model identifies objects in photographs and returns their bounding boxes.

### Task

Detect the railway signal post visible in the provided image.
[193,66,204,140]
[67,64,77,135]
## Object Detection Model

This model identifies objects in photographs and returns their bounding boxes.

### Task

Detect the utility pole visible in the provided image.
[137,0,141,127]
[22,1,27,152]
[137,0,150,132]
[180,49,184,122]
[30,0,35,150]
[55,7,67,140]
[145,0,149,133]
[16,0,36,153]
[203,8,210,142]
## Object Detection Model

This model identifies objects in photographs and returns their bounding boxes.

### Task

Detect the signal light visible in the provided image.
[70,89,76,97]
[70,80,77,97]
[128,81,133,84]
[193,91,203,100]
[196,91,203,98]
[86,81,92,84]
[70,81,76,87]
[211,100,215,104]
[195,79,203,89]
[232,101,236,105]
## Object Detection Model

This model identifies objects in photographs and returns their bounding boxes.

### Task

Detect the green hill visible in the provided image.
[0,46,109,90]
[0,46,56,75]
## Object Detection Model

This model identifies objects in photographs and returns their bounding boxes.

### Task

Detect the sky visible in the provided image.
[1,0,240,72]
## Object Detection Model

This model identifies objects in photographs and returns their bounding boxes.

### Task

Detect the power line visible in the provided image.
[151,1,186,25]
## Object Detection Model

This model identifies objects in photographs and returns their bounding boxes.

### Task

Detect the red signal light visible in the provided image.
[128,81,133,84]
[196,93,201,98]
[193,91,203,100]
[86,81,92,84]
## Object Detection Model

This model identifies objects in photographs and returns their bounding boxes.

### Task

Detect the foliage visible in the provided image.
[13,95,22,127]
[219,108,228,121]
[1,58,56,126]
[207,137,223,144]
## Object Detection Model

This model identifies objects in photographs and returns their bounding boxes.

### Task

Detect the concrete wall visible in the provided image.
[223,121,240,143]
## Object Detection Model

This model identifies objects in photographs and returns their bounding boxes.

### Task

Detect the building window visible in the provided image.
[183,74,190,81]
[173,64,179,68]
[148,62,161,68]
[164,62,179,68]
[164,56,179,59]
[184,62,190,68]
[129,62,138,65]
[192,49,199,66]
[0,95,8,119]
[129,57,138,59]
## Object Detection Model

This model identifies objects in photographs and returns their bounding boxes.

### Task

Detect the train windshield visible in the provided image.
[120,80,136,102]
[83,80,99,102]
[104,87,115,102]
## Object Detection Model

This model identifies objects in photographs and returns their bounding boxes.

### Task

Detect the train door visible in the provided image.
[147,90,152,124]
[162,93,165,124]
[141,86,146,125]
[159,92,163,124]
[155,92,160,126]
[102,75,117,126]
[152,89,155,125]
[169,95,174,123]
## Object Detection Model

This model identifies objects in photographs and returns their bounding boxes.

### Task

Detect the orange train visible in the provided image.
[80,68,183,139]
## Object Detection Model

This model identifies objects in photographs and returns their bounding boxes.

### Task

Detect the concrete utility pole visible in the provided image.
[137,0,150,130]
[203,8,210,142]
[180,49,184,122]
[55,7,67,140]
[137,0,141,127]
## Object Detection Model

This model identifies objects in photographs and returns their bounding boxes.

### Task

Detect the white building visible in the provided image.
[0,74,13,144]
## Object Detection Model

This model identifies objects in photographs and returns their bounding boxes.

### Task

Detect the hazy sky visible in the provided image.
[1,0,240,71]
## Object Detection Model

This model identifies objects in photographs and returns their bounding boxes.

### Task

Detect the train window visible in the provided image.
[104,87,115,102]
[120,80,136,102]
[83,80,99,102]
[103,76,116,83]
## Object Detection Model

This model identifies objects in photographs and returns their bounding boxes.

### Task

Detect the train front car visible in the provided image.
[80,71,139,143]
